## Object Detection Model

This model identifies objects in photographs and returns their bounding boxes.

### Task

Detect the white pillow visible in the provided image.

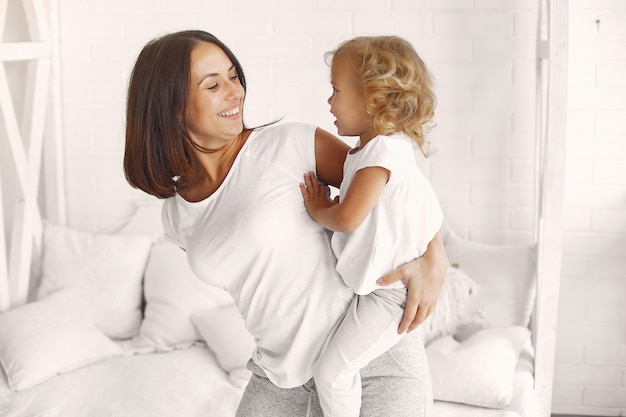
[37,223,152,339]
[421,266,476,344]
[427,325,531,409]
[441,225,537,329]
[192,304,255,388]
[138,241,235,350]
[0,289,123,391]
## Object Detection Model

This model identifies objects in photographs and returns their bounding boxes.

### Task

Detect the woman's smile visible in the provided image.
[218,107,240,118]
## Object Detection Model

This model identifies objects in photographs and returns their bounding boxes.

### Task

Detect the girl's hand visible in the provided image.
[377,232,449,334]
[300,171,336,222]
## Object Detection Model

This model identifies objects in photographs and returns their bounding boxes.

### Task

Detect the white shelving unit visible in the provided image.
[532,0,568,415]
[0,0,65,312]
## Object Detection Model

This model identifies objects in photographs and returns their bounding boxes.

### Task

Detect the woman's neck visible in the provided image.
[180,129,252,202]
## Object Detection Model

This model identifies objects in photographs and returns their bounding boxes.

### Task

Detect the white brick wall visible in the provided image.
[553,1,626,416]
[2,0,625,415]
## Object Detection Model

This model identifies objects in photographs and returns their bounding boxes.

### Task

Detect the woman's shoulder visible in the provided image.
[247,122,318,171]
[248,122,317,153]
[252,122,316,139]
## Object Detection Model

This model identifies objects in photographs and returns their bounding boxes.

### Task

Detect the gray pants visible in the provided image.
[235,328,433,417]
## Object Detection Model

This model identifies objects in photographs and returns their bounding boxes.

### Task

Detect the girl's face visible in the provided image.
[185,42,245,148]
[327,54,373,141]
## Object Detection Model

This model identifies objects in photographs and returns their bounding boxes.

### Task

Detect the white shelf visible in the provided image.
[0,42,51,62]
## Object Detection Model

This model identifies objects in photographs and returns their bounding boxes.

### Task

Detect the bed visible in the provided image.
[0,202,542,417]
[0,0,567,416]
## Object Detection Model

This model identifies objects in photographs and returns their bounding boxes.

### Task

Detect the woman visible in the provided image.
[123,30,448,416]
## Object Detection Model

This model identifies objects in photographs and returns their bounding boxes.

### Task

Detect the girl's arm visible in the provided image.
[300,167,388,232]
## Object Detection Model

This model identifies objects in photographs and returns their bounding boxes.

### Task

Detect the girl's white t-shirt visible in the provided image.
[332,133,443,295]
[162,123,353,389]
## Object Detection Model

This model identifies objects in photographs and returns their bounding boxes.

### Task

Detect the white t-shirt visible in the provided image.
[162,123,353,389]
[332,133,443,295]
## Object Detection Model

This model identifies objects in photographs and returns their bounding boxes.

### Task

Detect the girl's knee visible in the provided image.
[316,365,359,393]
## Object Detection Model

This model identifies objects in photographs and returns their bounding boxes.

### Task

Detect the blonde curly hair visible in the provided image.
[326,36,436,157]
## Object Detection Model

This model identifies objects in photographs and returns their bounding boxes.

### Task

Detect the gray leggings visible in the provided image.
[235,329,433,417]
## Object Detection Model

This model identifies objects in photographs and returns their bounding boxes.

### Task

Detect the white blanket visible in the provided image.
[0,340,539,417]
[0,346,244,417]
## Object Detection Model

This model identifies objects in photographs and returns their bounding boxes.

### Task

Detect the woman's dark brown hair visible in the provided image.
[123,30,247,198]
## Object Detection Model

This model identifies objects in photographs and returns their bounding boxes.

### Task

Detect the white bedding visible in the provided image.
[0,338,538,417]
[0,205,542,417]
[0,345,244,417]
[433,337,540,417]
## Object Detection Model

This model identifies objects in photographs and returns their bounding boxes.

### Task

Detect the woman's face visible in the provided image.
[185,42,245,147]
[327,54,373,141]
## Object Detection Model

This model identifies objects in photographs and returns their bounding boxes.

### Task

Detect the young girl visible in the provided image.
[300,36,444,417]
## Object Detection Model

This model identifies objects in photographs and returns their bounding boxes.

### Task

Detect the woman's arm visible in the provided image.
[314,127,350,188]
[377,232,449,334]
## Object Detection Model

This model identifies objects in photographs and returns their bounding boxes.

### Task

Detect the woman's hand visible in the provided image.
[377,232,449,334]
